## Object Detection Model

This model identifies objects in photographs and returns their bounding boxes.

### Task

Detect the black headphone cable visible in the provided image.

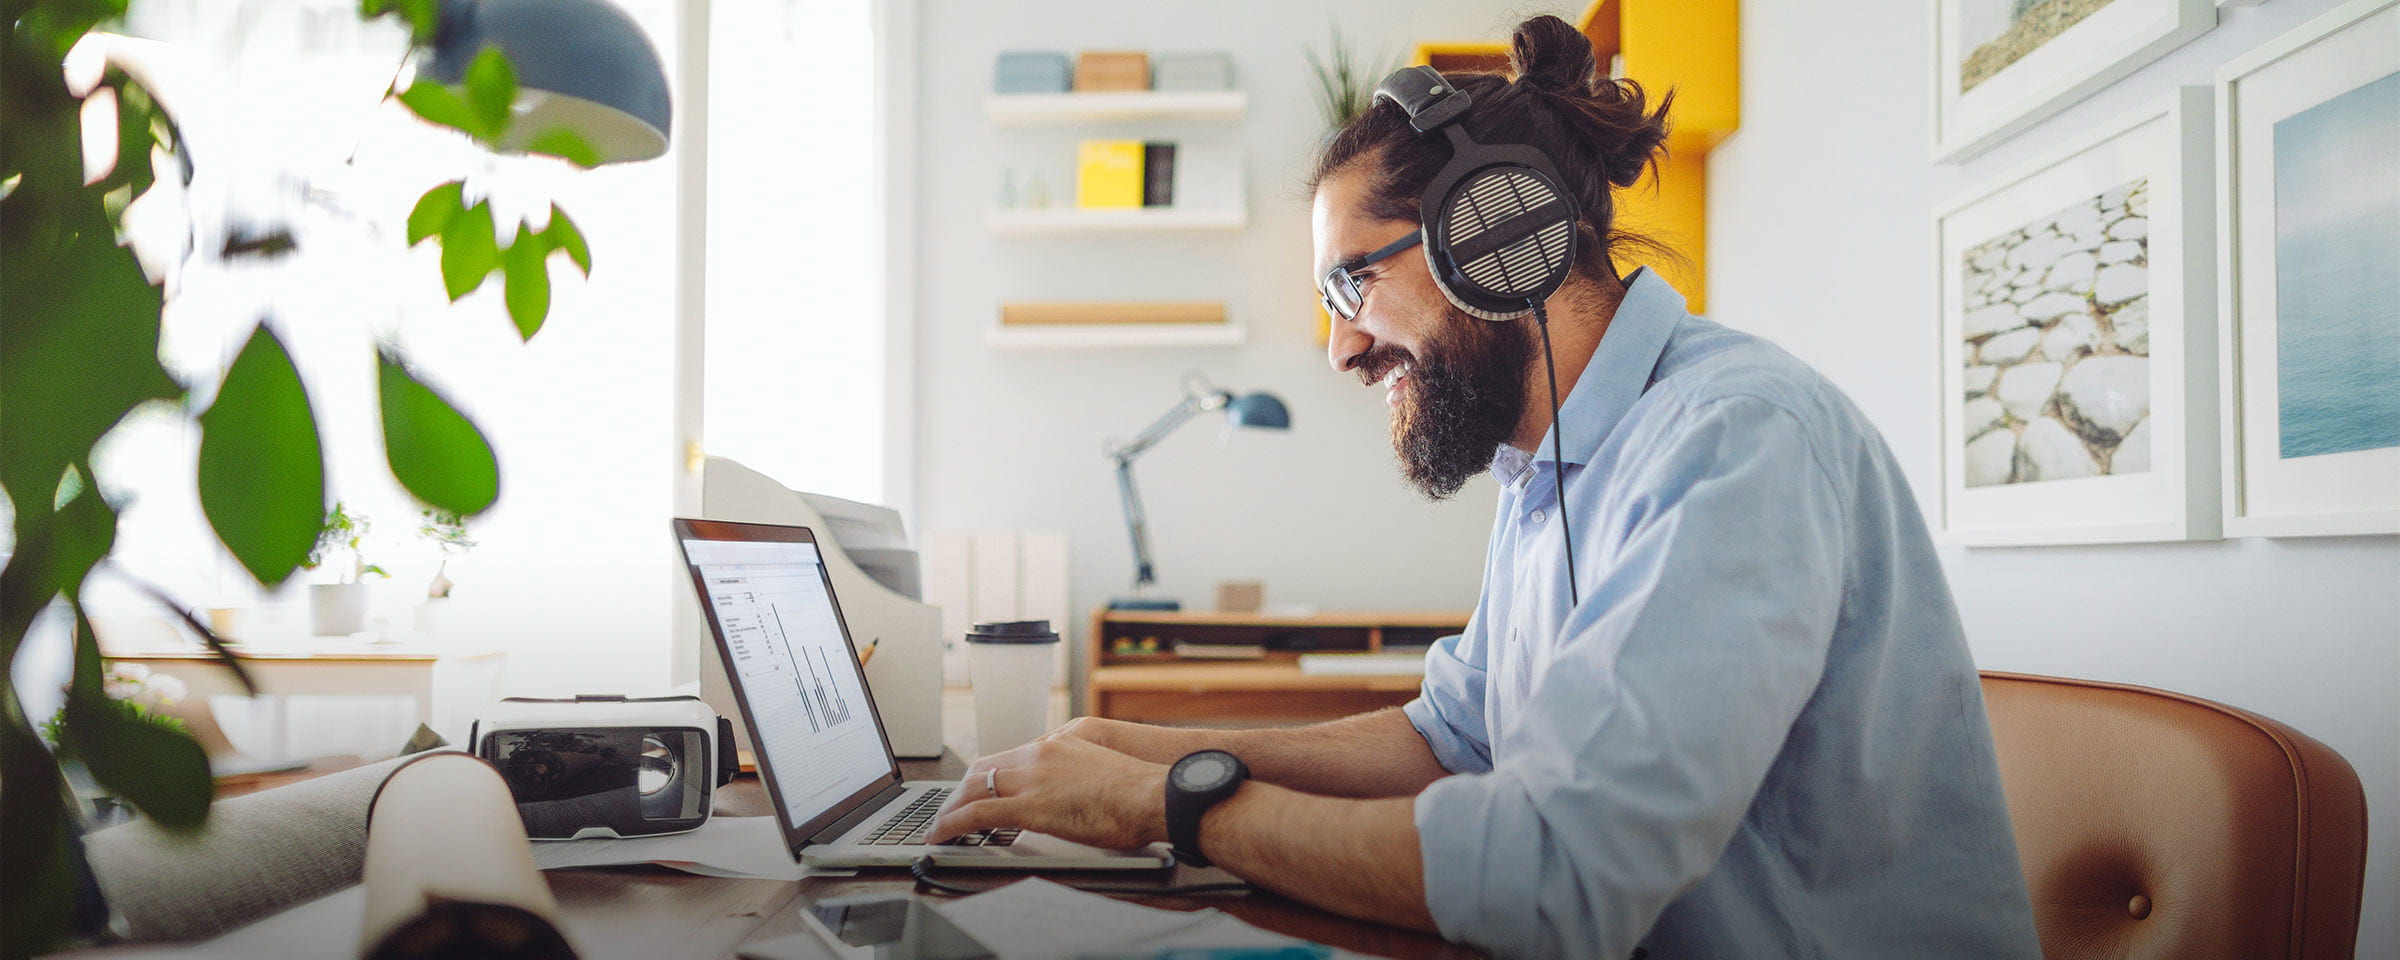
[1531,299,1580,608]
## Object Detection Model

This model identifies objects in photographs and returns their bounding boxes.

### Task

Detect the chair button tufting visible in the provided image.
[2127,894,2152,919]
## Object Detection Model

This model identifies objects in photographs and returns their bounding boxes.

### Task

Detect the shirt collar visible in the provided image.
[1493,266,1688,480]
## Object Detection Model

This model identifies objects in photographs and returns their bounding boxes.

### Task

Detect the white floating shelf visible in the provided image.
[986,91,1248,126]
[984,323,1247,350]
[988,207,1247,234]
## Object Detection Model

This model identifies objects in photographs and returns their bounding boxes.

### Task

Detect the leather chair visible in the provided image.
[1980,671,2368,960]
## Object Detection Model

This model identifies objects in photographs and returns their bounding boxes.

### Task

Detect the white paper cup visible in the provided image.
[965,620,1059,754]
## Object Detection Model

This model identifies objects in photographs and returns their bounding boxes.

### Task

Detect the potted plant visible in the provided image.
[413,508,476,638]
[304,502,388,637]
[1303,25,1394,135]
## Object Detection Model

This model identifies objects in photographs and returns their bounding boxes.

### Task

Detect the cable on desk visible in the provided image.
[908,856,1253,897]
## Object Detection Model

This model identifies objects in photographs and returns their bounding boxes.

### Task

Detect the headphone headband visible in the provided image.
[1374,65,1473,135]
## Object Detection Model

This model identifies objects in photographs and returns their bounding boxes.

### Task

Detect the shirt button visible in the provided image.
[1530,509,1546,524]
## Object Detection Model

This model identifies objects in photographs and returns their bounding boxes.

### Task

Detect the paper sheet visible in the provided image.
[529,814,826,882]
[927,877,1364,960]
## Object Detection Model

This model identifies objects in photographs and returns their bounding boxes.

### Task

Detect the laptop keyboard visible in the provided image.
[859,787,1022,847]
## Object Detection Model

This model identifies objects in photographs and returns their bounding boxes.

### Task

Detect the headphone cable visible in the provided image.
[1531,300,1580,608]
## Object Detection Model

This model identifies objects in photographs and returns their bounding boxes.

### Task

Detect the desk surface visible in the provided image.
[557,753,1475,960]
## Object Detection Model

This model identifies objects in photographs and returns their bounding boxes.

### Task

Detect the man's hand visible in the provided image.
[1044,716,1202,765]
[927,735,1169,850]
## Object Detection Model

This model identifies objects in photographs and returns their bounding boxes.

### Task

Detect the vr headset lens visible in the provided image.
[489,727,709,836]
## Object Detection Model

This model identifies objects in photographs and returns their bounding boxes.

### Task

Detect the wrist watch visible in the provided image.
[1163,750,1249,868]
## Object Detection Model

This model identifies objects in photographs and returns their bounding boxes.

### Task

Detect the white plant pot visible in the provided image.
[310,583,370,637]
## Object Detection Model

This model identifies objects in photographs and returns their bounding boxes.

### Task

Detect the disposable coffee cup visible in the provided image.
[965,620,1059,754]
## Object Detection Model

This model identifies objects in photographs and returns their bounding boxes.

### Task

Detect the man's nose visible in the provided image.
[1327,312,1372,373]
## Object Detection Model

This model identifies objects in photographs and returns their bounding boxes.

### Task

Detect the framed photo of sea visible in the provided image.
[1933,89,2220,546]
[1933,0,2214,161]
[2216,0,2400,537]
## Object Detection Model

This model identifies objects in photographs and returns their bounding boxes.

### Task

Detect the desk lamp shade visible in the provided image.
[423,0,672,164]
[1225,392,1290,431]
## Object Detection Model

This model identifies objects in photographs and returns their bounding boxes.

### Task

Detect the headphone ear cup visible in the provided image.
[1423,165,1578,321]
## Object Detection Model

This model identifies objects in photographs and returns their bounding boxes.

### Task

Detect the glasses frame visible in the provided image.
[1318,230,1425,322]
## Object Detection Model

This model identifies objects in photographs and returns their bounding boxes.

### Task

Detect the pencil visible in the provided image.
[858,638,879,665]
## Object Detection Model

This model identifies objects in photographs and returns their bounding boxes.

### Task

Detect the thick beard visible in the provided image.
[1390,307,1533,500]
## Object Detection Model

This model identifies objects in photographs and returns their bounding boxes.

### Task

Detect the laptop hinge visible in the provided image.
[809,779,910,846]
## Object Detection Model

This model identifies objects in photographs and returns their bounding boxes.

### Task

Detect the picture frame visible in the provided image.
[1933,88,2219,546]
[2215,0,2400,537]
[1933,0,2215,162]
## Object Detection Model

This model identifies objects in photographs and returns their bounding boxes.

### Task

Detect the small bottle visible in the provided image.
[1025,173,1050,209]
[996,168,1018,209]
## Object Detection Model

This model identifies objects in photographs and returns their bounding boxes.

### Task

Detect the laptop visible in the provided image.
[674,518,1174,870]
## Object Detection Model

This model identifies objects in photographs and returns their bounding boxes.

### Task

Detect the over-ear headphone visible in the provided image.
[1372,64,1586,607]
[1372,65,1580,322]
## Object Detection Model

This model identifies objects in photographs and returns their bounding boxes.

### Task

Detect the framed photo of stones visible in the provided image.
[1934,0,2214,161]
[1934,88,2219,545]
[2216,0,2400,537]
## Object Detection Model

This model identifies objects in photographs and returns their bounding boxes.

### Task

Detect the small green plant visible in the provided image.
[303,502,389,584]
[417,508,474,598]
[1303,24,1395,131]
[40,664,189,763]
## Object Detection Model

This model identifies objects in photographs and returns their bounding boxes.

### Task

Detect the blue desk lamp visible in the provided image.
[1105,373,1291,611]
[421,0,673,164]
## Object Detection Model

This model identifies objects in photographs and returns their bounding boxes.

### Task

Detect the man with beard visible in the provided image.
[931,16,2041,959]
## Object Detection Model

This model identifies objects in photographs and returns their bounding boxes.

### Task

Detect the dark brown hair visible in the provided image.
[1308,14,1674,283]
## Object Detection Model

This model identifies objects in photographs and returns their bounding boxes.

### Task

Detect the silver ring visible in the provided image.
[985,768,999,798]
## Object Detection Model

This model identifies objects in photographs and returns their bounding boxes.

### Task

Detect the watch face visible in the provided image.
[1174,752,1235,791]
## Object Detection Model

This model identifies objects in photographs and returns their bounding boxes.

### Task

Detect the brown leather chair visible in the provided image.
[1980,671,2368,960]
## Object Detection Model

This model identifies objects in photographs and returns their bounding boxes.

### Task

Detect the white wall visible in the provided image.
[1709,1,2400,955]
[911,2,1561,689]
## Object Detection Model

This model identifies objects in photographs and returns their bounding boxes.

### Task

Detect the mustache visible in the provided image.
[1353,345,1416,387]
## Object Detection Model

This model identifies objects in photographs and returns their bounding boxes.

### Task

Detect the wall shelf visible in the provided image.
[984,323,1246,350]
[987,207,1247,234]
[986,91,1248,126]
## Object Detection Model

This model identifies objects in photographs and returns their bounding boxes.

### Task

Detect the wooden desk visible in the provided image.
[98,642,506,752]
[692,754,1474,959]
[108,754,1474,960]
[1086,610,1468,724]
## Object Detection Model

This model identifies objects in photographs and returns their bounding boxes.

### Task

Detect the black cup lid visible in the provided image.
[965,620,1060,644]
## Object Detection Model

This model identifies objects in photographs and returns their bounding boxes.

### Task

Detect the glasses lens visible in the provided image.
[1320,271,1360,321]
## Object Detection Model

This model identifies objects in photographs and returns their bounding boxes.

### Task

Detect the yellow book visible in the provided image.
[1076,140,1145,209]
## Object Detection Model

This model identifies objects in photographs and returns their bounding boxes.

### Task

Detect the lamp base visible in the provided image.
[1106,596,1182,611]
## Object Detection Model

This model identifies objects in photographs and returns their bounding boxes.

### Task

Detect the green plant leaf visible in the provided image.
[523,127,602,168]
[406,180,466,245]
[0,209,180,511]
[0,715,77,954]
[395,78,484,140]
[61,610,212,830]
[462,47,517,143]
[49,473,116,598]
[439,200,500,300]
[197,324,325,587]
[542,205,590,275]
[502,224,551,340]
[379,350,500,515]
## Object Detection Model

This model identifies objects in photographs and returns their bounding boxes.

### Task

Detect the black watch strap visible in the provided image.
[1164,750,1248,868]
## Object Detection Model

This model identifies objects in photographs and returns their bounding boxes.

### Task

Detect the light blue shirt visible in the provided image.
[1404,269,2042,959]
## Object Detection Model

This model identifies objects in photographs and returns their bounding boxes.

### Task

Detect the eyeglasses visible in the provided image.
[1317,231,1424,322]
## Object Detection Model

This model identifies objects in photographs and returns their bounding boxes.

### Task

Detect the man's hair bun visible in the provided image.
[1509,14,1598,95]
[1506,14,1670,189]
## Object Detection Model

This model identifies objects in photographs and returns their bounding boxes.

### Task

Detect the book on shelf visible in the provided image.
[1076,139,1145,209]
[1141,142,1176,207]
[1296,652,1429,676]
[1172,641,1265,660]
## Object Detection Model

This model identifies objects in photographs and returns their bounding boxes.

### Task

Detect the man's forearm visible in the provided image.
[1061,707,1452,798]
[1216,707,1452,797]
[1197,782,1436,932]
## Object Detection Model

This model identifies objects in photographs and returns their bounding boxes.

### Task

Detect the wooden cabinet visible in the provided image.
[1084,609,1469,725]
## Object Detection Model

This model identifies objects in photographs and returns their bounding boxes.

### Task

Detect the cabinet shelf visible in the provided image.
[987,207,1247,234]
[984,323,1245,350]
[986,91,1247,126]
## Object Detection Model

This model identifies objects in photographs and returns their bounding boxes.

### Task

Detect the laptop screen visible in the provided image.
[679,529,894,832]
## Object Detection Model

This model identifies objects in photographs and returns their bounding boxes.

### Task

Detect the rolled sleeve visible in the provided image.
[1413,396,1847,959]
[1404,629,1492,774]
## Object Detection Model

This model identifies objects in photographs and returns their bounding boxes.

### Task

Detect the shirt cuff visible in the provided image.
[1411,770,1541,950]
[1402,695,1489,774]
